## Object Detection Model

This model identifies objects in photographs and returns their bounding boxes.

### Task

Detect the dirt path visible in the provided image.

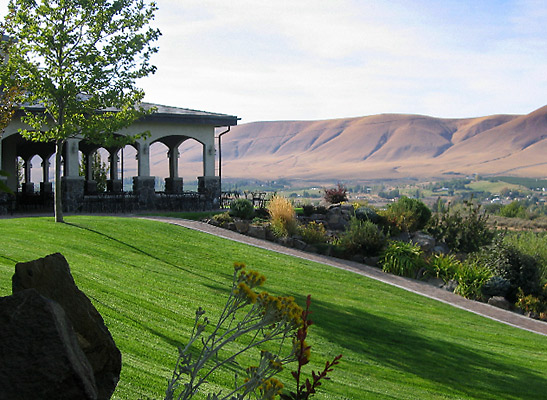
[142,216,547,337]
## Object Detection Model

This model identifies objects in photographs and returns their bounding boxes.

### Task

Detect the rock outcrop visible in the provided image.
[12,253,121,400]
[0,289,98,400]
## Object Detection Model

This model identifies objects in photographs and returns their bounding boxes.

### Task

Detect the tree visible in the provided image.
[79,151,108,192]
[2,0,160,221]
[0,36,22,194]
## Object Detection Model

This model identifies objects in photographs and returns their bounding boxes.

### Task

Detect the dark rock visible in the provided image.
[432,243,450,255]
[426,277,445,288]
[234,220,250,234]
[442,280,458,292]
[247,225,267,239]
[488,296,512,311]
[0,289,98,400]
[363,256,380,267]
[12,253,121,400]
[293,239,308,251]
[411,231,436,252]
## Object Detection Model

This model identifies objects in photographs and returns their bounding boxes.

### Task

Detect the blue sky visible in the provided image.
[2,0,547,123]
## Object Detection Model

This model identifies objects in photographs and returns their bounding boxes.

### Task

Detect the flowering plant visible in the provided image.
[280,295,342,400]
[164,263,303,400]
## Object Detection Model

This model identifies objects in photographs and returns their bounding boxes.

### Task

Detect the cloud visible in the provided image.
[2,0,546,121]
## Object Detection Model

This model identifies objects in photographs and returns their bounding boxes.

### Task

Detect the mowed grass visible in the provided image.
[1,216,546,400]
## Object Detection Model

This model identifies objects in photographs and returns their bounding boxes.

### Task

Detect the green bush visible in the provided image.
[380,241,424,278]
[302,204,315,217]
[515,289,546,316]
[472,236,541,301]
[426,200,494,253]
[482,276,512,297]
[454,260,492,301]
[338,218,386,256]
[498,201,528,219]
[212,212,233,225]
[230,198,255,219]
[299,221,328,245]
[354,206,381,224]
[423,254,461,283]
[503,231,547,284]
[381,196,431,233]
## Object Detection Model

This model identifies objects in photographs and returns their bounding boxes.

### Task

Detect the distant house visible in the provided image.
[0,103,239,213]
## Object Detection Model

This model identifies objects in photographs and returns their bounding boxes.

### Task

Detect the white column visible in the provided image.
[64,138,80,177]
[137,140,150,176]
[202,137,216,177]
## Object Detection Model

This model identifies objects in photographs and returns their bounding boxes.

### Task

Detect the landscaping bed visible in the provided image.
[204,194,547,323]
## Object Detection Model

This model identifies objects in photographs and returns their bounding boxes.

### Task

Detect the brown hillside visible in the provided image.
[150,106,546,182]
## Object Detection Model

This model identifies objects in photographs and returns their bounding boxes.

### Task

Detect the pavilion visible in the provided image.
[0,103,239,214]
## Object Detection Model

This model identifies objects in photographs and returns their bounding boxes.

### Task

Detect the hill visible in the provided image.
[153,105,547,183]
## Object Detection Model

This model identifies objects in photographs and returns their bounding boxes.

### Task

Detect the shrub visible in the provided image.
[324,183,348,204]
[423,254,461,283]
[164,263,302,400]
[354,206,381,224]
[229,198,255,219]
[503,231,547,284]
[380,241,424,278]
[472,236,541,301]
[381,196,431,233]
[515,289,546,316]
[482,276,512,297]
[338,218,386,256]
[499,201,528,219]
[454,260,492,301]
[315,205,328,215]
[299,221,328,245]
[268,195,299,238]
[212,212,233,225]
[426,200,495,253]
[302,204,315,217]
[253,207,270,220]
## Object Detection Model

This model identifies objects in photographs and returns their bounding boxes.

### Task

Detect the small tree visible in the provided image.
[79,151,109,192]
[2,0,161,221]
[324,183,348,204]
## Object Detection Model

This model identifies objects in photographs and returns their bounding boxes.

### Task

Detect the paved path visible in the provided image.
[143,216,547,337]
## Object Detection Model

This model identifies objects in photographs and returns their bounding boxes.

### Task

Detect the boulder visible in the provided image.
[325,206,350,231]
[411,232,436,252]
[12,253,121,400]
[234,220,250,234]
[0,289,98,400]
[247,225,267,240]
[442,280,458,292]
[488,296,512,311]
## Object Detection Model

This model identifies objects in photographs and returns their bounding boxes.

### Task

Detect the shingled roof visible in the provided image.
[15,101,240,127]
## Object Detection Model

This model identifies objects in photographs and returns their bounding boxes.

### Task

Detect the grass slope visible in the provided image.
[1,216,546,400]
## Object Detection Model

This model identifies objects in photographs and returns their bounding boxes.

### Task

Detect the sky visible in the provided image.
[2,0,547,123]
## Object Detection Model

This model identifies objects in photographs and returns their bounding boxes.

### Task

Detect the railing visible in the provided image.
[80,192,137,214]
[155,191,203,211]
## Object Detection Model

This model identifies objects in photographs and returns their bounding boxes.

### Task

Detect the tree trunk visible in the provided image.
[54,139,64,223]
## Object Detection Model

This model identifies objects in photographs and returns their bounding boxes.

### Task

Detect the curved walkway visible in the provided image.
[144,217,547,336]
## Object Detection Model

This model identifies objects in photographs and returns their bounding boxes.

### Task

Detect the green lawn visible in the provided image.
[1,216,546,400]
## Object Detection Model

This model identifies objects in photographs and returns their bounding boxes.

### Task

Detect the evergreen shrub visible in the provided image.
[230,198,255,219]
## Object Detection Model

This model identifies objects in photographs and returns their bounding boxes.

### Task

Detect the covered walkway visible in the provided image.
[0,104,239,214]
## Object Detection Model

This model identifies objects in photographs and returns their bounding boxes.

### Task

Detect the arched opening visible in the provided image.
[178,138,204,192]
[120,144,138,192]
[149,141,169,191]
[29,154,43,190]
